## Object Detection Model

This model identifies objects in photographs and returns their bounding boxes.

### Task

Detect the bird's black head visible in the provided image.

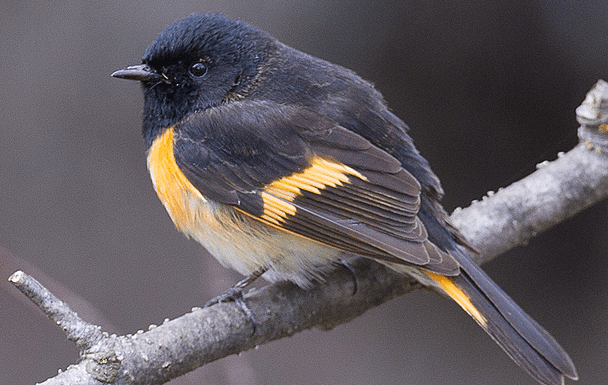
[112,13,273,146]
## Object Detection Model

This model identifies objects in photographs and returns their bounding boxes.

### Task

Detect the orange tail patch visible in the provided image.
[426,271,487,328]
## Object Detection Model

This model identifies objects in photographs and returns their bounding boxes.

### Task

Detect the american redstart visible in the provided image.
[112,13,577,385]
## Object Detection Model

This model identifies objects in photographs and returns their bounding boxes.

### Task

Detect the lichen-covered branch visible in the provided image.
[451,79,608,261]
[9,80,608,385]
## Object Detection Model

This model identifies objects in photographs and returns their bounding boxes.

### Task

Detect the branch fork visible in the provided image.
[10,80,608,385]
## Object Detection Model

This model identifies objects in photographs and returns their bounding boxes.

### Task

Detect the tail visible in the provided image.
[425,254,578,385]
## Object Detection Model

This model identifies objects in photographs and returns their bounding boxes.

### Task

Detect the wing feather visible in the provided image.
[173,100,459,275]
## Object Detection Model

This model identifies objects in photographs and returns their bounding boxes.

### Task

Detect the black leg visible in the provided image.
[204,268,266,332]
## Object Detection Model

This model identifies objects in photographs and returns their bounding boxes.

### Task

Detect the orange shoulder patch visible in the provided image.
[147,127,204,232]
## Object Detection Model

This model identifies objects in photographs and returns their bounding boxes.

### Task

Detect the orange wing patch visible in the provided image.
[426,271,488,327]
[260,156,367,225]
[259,192,297,225]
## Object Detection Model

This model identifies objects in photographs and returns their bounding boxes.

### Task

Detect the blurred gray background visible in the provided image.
[1,1,606,384]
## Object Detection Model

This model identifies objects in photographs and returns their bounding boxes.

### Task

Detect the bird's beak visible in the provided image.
[111,64,160,82]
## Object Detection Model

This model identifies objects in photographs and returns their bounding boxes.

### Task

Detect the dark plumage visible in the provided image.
[112,13,577,385]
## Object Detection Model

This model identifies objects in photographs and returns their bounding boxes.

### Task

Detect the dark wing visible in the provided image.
[173,100,459,275]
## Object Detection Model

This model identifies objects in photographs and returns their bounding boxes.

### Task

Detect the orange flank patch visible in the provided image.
[147,127,204,232]
[425,271,487,327]
[260,156,367,224]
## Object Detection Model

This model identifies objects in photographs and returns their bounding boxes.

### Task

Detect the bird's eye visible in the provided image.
[189,61,208,77]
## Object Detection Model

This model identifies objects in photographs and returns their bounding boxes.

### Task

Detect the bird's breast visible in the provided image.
[146,127,341,285]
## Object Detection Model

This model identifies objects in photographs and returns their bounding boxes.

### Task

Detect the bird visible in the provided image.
[112,13,577,385]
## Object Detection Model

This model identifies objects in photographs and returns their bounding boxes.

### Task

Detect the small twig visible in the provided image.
[9,80,608,385]
[8,271,104,350]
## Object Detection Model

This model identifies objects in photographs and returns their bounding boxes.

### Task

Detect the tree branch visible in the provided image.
[10,80,608,385]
